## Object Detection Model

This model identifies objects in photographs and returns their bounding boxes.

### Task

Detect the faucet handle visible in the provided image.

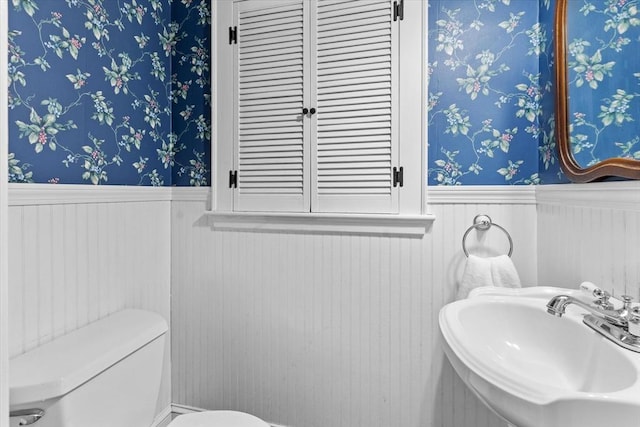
[627,305,640,337]
[621,295,634,309]
[593,289,614,310]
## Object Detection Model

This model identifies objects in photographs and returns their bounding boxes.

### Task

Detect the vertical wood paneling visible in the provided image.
[8,206,23,356]
[538,201,640,299]
[7,198,172,419]
[172,194,536,427]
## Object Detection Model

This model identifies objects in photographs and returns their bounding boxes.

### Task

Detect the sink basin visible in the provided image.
[439,295,640,427]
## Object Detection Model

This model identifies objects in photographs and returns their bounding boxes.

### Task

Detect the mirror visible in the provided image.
[555,0,640,182]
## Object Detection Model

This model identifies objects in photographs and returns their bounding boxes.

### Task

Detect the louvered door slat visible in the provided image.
[240,80,303,93]
[241,164,302,171]
[240,96,301,107]
[312,0,398,213]
[240,118,302,129]
[239,102,300,113]
[241,6,300,19]
[241,39,301,54]
[234,0,309,212]
[240,72,301,84]
[318,23,390,41]
[320,141,391,150]
[317,68,389,83]
[318,56,391,73]
[240,112,301,122]
[319,102,390,113]
[241,28,302,43]
[317,113,391,124]
[317,0,389,13]
[241,47,303,61]
[240,53,302,68]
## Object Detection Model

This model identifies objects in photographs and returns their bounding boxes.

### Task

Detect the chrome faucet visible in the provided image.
[547,294,628,326]
[546,291,640,352]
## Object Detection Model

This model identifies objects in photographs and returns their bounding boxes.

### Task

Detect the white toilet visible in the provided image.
[9,309,270,427]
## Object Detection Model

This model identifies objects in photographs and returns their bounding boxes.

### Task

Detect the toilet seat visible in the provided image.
[167,410,270,427]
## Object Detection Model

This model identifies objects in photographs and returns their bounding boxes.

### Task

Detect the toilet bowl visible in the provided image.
[168,410,270,427]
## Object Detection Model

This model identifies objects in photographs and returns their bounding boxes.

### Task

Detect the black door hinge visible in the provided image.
[393,166,403,188]
[229,170,238,188]
[393,0,404,21]
[229,26,237,44]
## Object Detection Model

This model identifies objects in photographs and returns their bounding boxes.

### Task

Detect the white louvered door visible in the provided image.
[311,0,399,213]
[234,0,310,212]
[232,0,399,214]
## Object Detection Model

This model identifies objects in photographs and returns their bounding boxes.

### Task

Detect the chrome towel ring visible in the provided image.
[462,214,513,257]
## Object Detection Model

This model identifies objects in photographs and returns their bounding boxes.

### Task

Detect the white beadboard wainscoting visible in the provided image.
[171,186,537,427]
[537,182,640,299]
[6,184,173,420]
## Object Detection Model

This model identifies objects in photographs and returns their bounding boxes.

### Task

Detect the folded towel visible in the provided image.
[456,254,521,299]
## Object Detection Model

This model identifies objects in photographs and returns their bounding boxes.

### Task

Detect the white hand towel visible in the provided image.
[490,254,521,288]
[456,254,521,299]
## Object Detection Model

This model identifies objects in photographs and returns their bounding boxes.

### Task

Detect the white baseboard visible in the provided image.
[170,404,290,427]
[150,405,173,427]
[170,403,204,415]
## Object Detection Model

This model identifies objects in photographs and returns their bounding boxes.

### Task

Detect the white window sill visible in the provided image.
[204,211,435,237]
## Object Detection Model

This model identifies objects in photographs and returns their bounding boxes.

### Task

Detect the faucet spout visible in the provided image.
[546,294,626,326]
[546,294,572,317]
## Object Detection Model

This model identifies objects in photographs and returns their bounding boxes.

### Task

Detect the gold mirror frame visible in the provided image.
[555,0,640,182]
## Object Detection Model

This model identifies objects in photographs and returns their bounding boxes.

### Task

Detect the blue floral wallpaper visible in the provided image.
[428,0,561,185]
[8,0,210,186]
[15,0,630,187]
[566,0,640,168]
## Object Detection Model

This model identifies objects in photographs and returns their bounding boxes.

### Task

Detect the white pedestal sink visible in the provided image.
[439,288,640,427]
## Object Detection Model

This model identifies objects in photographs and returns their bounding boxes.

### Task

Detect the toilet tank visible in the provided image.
[10,309,168,427]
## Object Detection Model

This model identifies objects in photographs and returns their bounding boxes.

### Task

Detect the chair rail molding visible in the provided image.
[428,185,537,205]
[536,181,640,211]
[8,184,174,206]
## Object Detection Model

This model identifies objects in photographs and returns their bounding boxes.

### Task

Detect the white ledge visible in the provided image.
[204,211,436,237]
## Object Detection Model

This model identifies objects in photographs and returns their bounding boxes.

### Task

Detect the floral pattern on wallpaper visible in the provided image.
[8,0,210,186]
[566,0,640,168]
[171,0,211,186]
[427,0,555,185]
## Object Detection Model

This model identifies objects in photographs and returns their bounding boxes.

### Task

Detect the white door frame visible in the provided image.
[1,0,10,425]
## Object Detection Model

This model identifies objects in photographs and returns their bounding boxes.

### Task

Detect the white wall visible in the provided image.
[171,186,537,427]
[537,182,640,298]
[10,179,640,427]
[6,185,173,420]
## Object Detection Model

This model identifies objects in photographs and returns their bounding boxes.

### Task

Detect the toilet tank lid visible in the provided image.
[10,309,168,406]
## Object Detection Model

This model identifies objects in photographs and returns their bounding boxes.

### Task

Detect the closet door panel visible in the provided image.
[234,0,310,212]
[311,0,399,214]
